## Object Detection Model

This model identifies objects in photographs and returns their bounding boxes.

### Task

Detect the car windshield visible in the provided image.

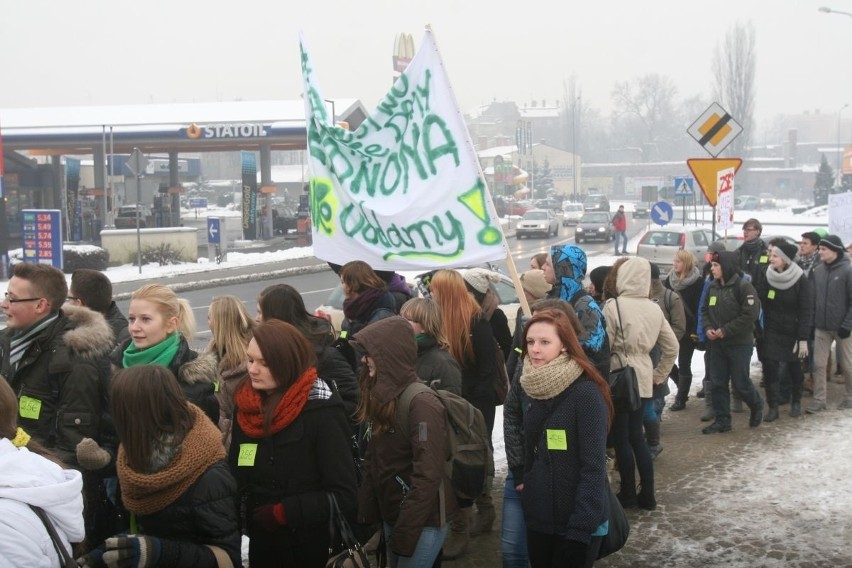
[524,211,548,220]
[565,204,584,212]
[582,213,608,223]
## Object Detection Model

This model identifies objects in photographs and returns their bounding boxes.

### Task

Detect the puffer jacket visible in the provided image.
[602,258,679,398]
[812,255,852,332]
[701,251,761,346]
[112,336,219,425]
[0,306,113,467]
[759,270,813,362]
[352,317,458,557]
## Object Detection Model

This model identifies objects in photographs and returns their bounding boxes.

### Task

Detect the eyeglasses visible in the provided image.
[3,292,42,304]
[743,227,759,232]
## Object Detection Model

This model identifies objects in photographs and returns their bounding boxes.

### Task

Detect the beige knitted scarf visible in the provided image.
[520,353,584,400]
[117,404,226,515]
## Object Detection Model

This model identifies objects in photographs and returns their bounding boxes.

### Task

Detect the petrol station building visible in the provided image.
[0,98,367,246]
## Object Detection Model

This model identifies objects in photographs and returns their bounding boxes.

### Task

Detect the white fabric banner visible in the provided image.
[300,31,506,270]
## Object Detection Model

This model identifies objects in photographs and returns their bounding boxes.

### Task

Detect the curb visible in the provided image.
[112,263,332,300]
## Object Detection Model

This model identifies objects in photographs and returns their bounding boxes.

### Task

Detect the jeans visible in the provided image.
[612,400,654,498]
[613,231,628,254]
[502,471,529,568]
[707,343,761,426]
[384,522,447,568]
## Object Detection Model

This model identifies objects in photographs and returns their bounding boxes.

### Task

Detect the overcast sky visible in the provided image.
[1,0,850,127]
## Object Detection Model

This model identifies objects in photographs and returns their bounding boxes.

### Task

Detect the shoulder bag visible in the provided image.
[28,504,76,568]
[326,493,371,568]
[607,299,642,413]
[597,478,630,559]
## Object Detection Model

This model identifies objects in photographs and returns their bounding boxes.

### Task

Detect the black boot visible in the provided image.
[764,405,779,422]
[764,382,779,422]
[644,421,663,459]
[669,398,687,411]
[637,483,657,511]
[790,401,802,417]
[749,393,764,428]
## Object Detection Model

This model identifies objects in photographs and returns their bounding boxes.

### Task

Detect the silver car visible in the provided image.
[516,209,559,239]
[636,225,722,274]
[562,203,585,226]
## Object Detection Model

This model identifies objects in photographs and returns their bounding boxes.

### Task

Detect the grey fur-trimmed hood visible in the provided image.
[61,304,115,360]
[176,351,218,386]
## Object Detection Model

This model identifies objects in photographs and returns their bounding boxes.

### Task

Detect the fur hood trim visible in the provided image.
[178,351,218,386]
[61,305,114,359]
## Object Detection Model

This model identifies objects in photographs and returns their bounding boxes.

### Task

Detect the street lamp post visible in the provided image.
[838,103,849,188]
[571,96,581,202]
[819,6,852,18]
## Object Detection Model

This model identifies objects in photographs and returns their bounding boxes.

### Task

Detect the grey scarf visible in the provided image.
[765,262,803,291]
[667,266,701,292]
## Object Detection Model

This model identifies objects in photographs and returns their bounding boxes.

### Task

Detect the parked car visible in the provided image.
[535,198,563,211]
[272,206,298,234]
[114,204,149,229]
[575,211,613,243]
[636,225,723,275]
[633,201,652,219]
[494,197,528,217]
[734,195,760,209]
[759,193,777,209]
[314,268,522,334]
[562,203,585,226]
[516,209,559,239]
[582,194,610,212]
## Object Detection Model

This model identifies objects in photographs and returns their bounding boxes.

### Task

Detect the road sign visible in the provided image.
[687,158,743,207]
[125,148,148,177]
[208,217,221,244]
[673,176,695,197]
[651,201,674,226]
[22,209,63,269]
[687,102,743,158]
[189,197,208,209]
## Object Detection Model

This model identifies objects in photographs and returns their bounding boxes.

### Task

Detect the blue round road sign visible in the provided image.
[650,201,674,226]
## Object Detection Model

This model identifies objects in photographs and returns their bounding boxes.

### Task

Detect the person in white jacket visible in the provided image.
[603,257,679,512]
[0,377,84,567]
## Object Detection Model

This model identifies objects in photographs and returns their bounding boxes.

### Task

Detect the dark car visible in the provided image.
[634,202,652,218]
[575,211,613,243]
[583,194,610,212]
[273,206,298,234]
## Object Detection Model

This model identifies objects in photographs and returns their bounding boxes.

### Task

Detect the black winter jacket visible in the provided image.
[522,379,608,544]
[136,461,241,567]
[701,253,760,347]
[414,334,462,395]
[812,255,852,332]
[758,272,813,361]
[0,306,113,467]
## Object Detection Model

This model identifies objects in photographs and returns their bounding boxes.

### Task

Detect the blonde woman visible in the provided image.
[112,284,218,424]
[665,250,706,411]
[399,297,462,396]
[206,295,254,450]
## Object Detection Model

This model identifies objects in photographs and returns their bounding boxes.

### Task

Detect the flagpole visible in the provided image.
[424,24,530,317]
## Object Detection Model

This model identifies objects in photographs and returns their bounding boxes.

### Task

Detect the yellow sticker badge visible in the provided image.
[709,296,718,306]
[19,396,42,420]
[768,290,776,300]
[238,443,258,467]
[546,429,568,451]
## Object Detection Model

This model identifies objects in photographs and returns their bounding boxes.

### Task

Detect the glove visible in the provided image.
[840,328,851,339]
[102,535,161,568]
[76,545,106,567]
[252,502,286,532]
[77,438,112,470]
[795,340,809,360]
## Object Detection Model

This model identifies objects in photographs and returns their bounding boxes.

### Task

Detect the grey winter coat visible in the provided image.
[812,255,852,332]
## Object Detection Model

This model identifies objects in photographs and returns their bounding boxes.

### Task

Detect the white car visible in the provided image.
[636,225,723,275]
[516,209,559,239]
[561,203,585,226]
[314,269,522,335]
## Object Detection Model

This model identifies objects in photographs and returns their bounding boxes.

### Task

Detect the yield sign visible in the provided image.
[687,158,742,207]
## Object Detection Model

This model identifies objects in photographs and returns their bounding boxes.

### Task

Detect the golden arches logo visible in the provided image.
[186,123,202,139]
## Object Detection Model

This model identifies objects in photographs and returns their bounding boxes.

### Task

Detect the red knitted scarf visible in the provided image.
[235,367,318,437]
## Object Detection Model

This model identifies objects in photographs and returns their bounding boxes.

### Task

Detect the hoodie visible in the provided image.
[602,258,679,398]
[701,251,761,346]
[351,317,457,556]
[0,438,84,567]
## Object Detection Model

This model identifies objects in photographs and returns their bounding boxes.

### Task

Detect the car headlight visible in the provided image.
[598,227,605,232]
[576,227,584,232]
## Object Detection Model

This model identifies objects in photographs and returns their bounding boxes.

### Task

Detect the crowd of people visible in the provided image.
[0,215,849,567]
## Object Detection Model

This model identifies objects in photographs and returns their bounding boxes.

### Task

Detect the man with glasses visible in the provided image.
[808,235,852,412]
[0,263,113,468]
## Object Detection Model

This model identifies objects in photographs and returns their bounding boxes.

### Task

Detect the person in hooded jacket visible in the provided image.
[256,283,359,423]
[756,239,813,419]
[543,244,610,379]
[230,320,357,567]
[665,249,706,411]
[205,295,254,451]
[0,377,84,568]
[111,284,219,425]
[77,364,240,568]
[352,316,458,568]
[602,258,678,510]
[460,268,513,358]
[399,297,463,396]
[339,261,398,337]
[701,251,764,434]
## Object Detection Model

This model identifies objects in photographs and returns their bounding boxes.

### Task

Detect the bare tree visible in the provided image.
[712,21,756,158]
[611,74,680,162]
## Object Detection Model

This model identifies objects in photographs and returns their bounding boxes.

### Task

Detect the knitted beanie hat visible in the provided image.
[459,268,501,294]
[519,269,551,299]
[771,240,798,265]
[820,234,845,255]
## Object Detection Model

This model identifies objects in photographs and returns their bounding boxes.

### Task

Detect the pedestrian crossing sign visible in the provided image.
[674,176,694,197]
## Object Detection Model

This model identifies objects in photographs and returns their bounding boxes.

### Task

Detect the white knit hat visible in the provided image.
[520,269,551,299]
[459,268,502,294]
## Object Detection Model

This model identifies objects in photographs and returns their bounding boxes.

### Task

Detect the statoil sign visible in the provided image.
[184,123,268,139]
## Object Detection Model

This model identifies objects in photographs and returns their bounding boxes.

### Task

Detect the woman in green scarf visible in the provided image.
[113,284,219,424]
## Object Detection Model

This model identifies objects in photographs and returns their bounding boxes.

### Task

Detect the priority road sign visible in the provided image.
[651,201,674,226]
[687,158,743,207]
[687,102,743,158]
[674,176,694,197]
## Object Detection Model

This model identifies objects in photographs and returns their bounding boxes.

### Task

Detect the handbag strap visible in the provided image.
[326,492,361,551]
[28,504,75,568]
[611,298,627,369]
